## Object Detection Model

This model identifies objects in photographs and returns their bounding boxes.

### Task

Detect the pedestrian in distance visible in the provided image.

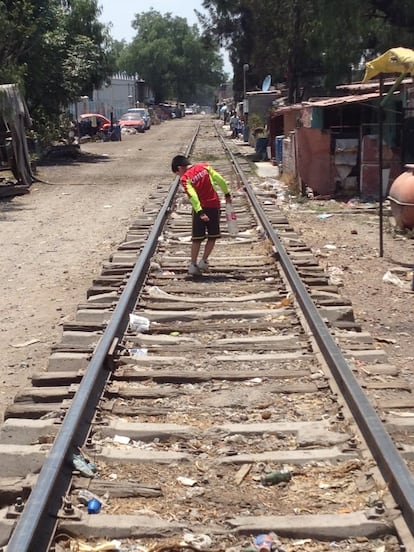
[229,111,240,139]
[171,154,233,276]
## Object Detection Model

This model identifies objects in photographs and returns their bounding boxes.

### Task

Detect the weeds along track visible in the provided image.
[1,118,414,552]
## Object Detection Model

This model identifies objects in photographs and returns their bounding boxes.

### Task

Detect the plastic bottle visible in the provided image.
[261,469,292,486]
[225,203,239,236]
[254,534,273,552]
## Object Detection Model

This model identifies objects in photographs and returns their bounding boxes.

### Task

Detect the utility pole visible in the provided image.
[243,63,249,142]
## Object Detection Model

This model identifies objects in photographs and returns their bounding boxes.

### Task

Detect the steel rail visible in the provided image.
[221,134,414,532]
[6,128,199,552]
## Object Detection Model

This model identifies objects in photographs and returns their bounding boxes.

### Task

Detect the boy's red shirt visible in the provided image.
[180,163,229,212]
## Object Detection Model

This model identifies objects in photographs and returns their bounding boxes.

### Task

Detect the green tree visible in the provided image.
[201,0,414,103]
[367,0,414,30]
[118,9,224,104]
[197,0,255,100]
[62,0,114,99]
[0,0,115,141]
[107,39,129,73]
[0,0,44,86]
[202,0,364,101]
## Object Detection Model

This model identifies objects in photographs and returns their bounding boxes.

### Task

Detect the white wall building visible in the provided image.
[72,73,151,121]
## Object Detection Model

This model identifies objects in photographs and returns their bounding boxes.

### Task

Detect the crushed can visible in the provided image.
[78,489,96,506]
[87,497,101,514]
[261,469,291,486]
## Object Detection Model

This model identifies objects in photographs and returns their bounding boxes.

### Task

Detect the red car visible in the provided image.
[78,113,112,136]
[118,112,146,133]
[77,113,121,141]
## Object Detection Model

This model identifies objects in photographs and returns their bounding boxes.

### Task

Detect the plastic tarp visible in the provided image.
[0,83,35,186]
[363,47,414,82]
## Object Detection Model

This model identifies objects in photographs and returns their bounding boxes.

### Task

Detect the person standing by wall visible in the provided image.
[171,154,232,276]
[229,111,240,139]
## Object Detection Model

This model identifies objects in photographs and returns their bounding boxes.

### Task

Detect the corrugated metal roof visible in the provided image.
[246,90,280,96]
[270,90,396,117]
[271,103,302,116]
[303,91,380,107]
[337,76,413,91]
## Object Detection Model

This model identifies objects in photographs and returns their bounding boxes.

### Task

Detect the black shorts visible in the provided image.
[192,207,221,240]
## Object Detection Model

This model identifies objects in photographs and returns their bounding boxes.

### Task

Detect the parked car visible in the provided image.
[118,112,146,133]
[127,107,151,130]
[77,113,121,141]
[78,113,111,135]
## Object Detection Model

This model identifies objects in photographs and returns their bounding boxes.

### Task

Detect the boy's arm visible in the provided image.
[182,179,203,213]
[207,166,232,201]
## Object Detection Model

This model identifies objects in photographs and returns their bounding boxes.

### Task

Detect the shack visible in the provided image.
[268,82,405,198]
[0,84,35,194]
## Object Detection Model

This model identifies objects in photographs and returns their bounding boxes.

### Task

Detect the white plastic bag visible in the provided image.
[128,314,150,333]
[382,270,408,289]
[225,203,239,236]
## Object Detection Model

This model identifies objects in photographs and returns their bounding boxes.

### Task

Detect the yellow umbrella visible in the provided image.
[363,47,414,82]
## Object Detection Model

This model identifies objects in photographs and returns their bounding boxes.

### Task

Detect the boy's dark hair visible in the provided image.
[171,154,190,173]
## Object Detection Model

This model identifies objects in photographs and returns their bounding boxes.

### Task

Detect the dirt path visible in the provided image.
[1,116,413,424]
[0,119,196,422]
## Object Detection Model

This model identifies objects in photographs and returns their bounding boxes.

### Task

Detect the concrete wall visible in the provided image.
[282,132,297,185]
[71,74,151,121]
[297,127,333,196]
[246,91,279,125]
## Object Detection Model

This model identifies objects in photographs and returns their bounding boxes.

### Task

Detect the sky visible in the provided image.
[97,0,232,74]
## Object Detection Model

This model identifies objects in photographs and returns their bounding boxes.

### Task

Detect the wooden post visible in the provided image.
[378,75,384,257]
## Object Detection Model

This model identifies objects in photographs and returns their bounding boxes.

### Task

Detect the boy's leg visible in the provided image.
[191,240,202,263]
[201,208,220,263]
[190,210,205,270]
[202,238,216,261]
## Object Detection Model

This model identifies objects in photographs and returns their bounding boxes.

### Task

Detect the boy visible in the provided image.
[171,154,232,275]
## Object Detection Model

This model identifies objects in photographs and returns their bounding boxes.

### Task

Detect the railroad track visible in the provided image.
[1,118,414,552]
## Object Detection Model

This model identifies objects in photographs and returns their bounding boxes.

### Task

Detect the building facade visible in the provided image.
[72,73,151,121]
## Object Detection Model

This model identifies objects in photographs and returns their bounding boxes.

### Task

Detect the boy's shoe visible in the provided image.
[188,262,202,276]
[198,259,209,272]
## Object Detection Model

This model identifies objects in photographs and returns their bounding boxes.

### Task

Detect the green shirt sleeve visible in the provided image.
[207,166,230,195]
[184,179,202,213]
